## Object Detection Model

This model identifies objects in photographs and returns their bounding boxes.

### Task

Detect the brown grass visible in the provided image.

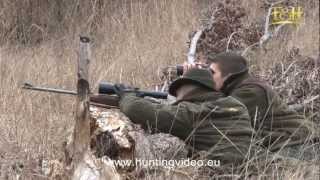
[0,0,319,179]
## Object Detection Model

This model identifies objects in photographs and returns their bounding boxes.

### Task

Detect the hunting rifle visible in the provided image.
[22,82,168,108]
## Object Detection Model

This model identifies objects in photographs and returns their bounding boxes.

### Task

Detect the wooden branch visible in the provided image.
[288,95,320,111]
[226,31,238,52]
[188,30,203,64]
[260,0,286,46]
[72,36,91,168]
[241,42,259,56]
[242,0,287,56]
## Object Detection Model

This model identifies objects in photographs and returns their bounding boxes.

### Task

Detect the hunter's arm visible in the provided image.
[119,94,200,140]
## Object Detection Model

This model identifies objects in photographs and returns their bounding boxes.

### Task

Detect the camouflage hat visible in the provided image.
[168,68,215,96]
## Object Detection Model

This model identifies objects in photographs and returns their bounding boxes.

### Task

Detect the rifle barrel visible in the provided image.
[22,83,77,95]
[22,82,168,99]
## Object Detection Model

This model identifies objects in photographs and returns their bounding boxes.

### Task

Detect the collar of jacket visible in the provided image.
[221,70,250,95]
[173,92,224,105]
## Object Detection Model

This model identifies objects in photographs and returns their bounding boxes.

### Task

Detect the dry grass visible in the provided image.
[0,1,202,179]
[0,0,319,179]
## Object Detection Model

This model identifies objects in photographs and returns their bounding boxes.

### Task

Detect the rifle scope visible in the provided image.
[98,82,168,99]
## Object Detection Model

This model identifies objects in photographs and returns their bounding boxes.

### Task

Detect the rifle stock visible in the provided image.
[89,94,119,107]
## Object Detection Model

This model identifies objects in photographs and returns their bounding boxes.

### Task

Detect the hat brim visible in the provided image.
[168,78,211,96]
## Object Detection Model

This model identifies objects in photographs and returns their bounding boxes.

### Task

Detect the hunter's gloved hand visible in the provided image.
[113,83,135,98]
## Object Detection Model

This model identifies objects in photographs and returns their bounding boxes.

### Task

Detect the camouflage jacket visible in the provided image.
[222,73,314,151]
[119,92,254,165]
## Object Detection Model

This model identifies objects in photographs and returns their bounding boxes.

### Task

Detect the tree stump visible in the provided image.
[71,105,190,179]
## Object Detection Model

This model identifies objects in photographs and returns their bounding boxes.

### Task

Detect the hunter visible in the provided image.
[187,52,315,154]
[114,68,255,166]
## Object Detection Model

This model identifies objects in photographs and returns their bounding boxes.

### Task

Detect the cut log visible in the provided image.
[89,106,188,161]
[71,105,189,179]
[72,152,121,180]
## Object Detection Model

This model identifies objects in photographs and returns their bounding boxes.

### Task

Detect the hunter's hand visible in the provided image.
[113,84,128,98]
[182,62,208,75]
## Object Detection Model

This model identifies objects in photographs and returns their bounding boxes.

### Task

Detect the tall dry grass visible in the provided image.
[0,0,204,178]
[0,0,319,179]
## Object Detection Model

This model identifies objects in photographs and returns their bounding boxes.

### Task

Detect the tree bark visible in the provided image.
[71,36,91,170]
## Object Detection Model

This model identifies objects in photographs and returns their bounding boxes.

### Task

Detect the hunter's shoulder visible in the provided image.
[229,76,271,101]
[201,95,249,117]
[214,95,247,109]
[236,76,274,94]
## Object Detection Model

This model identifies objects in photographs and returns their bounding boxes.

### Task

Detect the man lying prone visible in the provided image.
[113,68,255,166]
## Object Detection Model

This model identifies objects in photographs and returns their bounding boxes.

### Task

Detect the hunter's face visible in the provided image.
[209,63,224,91]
